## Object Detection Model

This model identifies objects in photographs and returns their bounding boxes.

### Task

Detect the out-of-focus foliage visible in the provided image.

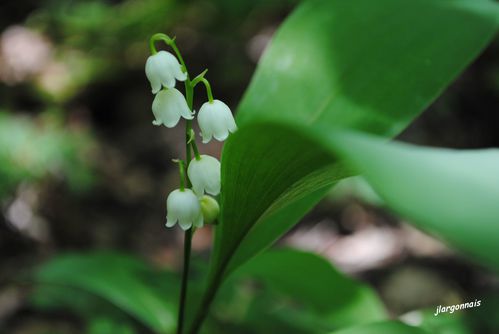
[327,131,499,270]
[415,309,473,334]
[31,250,499,334]
[30,0,178,52]
[211,0,298,15]
[87,318,136,334]
[0,111,93,196]
[327,321,430,334]
[31,250,386,334]
[33,252,178,333]
[231,249,387,330]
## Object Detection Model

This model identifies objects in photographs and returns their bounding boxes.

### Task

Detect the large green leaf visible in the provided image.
[211,0,499,286]
[235,249,387,329]
[200,127,499,333]
[34,252,177,334]
[325,130,499,269]
[186,0,499,332]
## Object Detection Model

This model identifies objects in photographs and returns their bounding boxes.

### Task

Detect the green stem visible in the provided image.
[188,214,266,333]
[149,33,189,79]
[187,272,223,334]
[175,160,186,191]
[160,36,194,334]
[177,227,192,334]
[149,33,173,55]
[199,78,214,103]
[191,69,208,87]
[149,38,158,55]
[151,33,212,334]
[191,72,213,103]
[192,140,201,160]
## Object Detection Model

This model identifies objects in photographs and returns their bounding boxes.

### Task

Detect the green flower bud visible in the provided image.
[200,195,220,225]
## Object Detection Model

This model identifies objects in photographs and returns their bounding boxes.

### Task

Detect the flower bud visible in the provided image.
[200,195,220,225]
[197,100,237,143]
[145,50,187,93]
[187,155,221,196]
[152,88,193,128]
[166,189,203,230]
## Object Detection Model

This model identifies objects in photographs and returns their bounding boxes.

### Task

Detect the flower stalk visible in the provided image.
[149,33,197,334]
[146,32,235,334]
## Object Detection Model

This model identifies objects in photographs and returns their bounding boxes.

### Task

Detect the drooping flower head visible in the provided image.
[187,155,221,195]
[145,50,187,93]
[197,100,237,143]
[152,88,193,128]
[166,189,203,230]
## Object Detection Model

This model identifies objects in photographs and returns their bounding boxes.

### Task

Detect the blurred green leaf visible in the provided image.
[465,294,499,333]
[328,321,430,334]
[243,300,328,334]
[34,252,177,334]
[34,0,178,51]
[88,318,136,334]
[0,112,94,196]
[410,309,472,334]
[213,0,298,16]
[32,284,134,324]
[235,249,386,329]
[328,131,499,269]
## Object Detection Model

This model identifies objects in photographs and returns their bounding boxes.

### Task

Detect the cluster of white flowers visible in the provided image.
[145,49,237,230]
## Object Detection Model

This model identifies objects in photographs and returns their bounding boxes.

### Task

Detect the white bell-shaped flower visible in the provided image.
[152,88,193,128]
[197,100,237,143]
[145,50,187,93]
[187,155,221,196]
[166,188,203,230]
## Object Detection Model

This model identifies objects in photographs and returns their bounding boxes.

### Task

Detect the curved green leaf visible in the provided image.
[188,0,499,332]
[236,249,387,329]
[326,130,499,269]
[34,252,176,334]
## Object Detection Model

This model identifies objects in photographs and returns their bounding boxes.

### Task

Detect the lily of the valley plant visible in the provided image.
[146,33,236,334]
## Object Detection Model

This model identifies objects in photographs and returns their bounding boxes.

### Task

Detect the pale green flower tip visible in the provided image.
[182,109,195,120]
[151,85,161,95]
[165,218,176,228]
[193,212,204,228]
[176,69,188,82]
[178,220,192,231]
[213,132,230,142]
[201,133,211,144]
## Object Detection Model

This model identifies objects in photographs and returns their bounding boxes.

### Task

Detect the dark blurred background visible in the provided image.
[0,0,498,333]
